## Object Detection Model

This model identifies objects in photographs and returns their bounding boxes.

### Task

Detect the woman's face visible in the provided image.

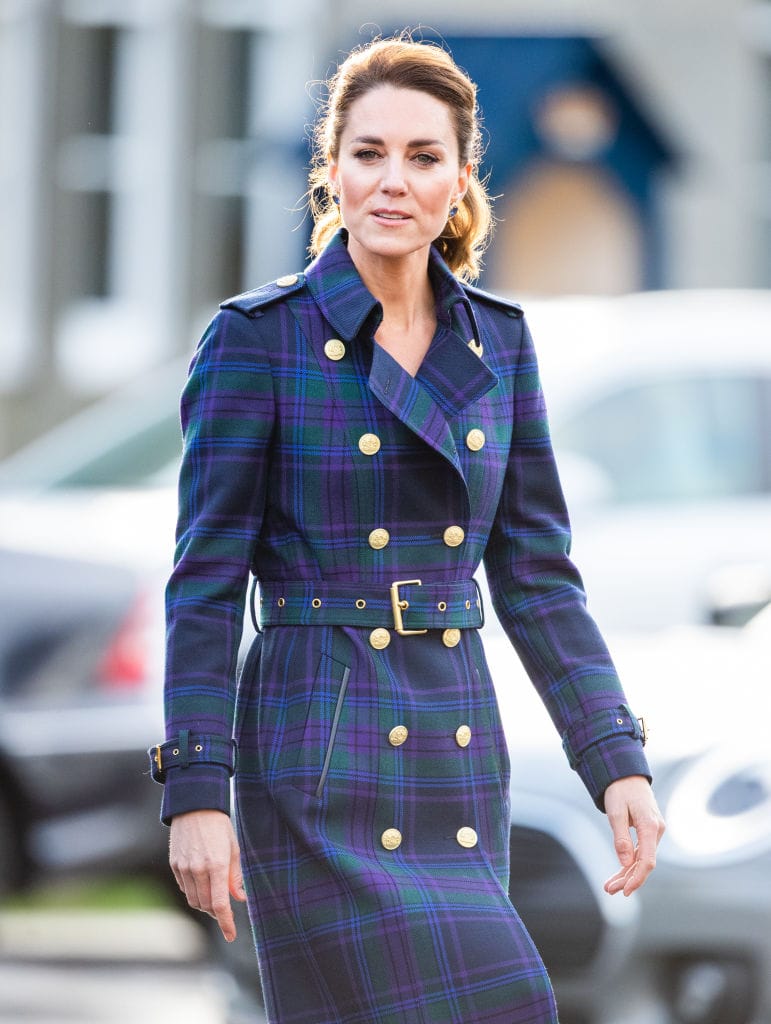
[328,85,471,269]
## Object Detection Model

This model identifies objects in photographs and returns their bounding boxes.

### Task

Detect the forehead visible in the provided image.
[341,85,456,143]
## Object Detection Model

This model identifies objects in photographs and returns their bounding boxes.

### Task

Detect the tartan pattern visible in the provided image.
[159,230,649,1022]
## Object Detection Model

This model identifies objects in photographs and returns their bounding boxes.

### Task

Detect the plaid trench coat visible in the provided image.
[155,230,650,1024]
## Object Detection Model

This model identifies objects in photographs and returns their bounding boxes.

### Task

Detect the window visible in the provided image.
[53,22,121,302]
[190,24,255,302]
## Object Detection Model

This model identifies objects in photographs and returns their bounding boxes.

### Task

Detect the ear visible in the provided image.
[456,161,472,203]
[327,157,339,190]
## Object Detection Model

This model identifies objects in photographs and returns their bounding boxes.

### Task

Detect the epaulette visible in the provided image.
[462,282,523,318]
[220,273,306,316]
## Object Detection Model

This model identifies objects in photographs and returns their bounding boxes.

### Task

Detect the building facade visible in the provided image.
[0,0,769,454]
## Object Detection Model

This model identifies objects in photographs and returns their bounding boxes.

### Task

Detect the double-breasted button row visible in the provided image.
[369,628,466,649]
[369,628,464,650]
[362,522,465,549]
[385,724,470,748]
[357,429,484,460]
[380,826,478,851]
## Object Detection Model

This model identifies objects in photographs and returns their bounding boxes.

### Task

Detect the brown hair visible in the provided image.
[308,34,493,281]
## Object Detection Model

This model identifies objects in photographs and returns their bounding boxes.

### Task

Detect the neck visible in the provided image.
[347,238,434,328]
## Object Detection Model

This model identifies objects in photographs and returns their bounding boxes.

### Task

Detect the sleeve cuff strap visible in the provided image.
[148,730,237,784]
[562,703,645,770]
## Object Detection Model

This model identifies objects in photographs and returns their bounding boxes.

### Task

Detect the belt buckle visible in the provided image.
[390,579,428,636]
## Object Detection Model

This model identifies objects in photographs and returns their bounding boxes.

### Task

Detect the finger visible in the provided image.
[606,806,635,869]
[621,817,664,896]
[181,860,212,914]
[209,872,237,942]
[229,840,247,903]
[603,857,637,894]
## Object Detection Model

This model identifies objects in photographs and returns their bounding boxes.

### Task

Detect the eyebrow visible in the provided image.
[349,135,448,149]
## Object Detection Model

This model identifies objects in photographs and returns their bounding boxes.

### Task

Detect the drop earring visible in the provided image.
[332,192,340,206]
[448,205,458,219]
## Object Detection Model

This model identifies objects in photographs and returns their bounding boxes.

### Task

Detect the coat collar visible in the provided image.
[304,230,498,417]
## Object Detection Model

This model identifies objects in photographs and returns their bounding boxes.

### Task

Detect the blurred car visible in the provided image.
[491,599,771,1024]
[524,288,771,630]
[0,545,166,897]
[0,364,179,895]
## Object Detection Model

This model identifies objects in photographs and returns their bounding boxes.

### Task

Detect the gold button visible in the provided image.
[466,429,486,451]
[358,433,381,456]
[455,725,472,747]
[443,526,465,547]
[356,598,367,609]
[467,338,484,358]
[369,628,391,650]
[381,828,402,851]
[388,725,408,747]
[311,598,322,609]
[324,338,345,361]
[456,826,478,849]
[276,273,298,287]
[442,628,461,648]
[368,528,390,550]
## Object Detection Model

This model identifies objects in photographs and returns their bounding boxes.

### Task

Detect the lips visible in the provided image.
[372,210,410,220]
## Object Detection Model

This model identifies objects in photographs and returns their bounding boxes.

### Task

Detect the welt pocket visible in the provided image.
[315,665,351,798]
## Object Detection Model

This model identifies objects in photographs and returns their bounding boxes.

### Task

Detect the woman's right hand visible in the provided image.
[169,809,247,942]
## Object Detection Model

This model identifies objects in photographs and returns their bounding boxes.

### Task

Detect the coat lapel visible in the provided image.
[368,341,462,474]
[302,231,499,475]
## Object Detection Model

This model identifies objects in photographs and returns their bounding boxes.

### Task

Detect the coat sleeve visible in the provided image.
[483,314,650,810]
[157,308,274,824]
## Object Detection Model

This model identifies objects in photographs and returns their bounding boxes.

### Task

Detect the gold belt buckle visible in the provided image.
[154,744,163,773]
[390,579,428,635]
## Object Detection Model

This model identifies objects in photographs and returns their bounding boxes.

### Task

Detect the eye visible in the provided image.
[414,152,440,166]
[353,148,381,161]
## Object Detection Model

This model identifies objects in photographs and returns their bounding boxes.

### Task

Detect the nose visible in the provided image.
[380,157,407,195]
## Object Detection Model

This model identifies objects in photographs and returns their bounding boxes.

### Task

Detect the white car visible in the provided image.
[522,289,771,630]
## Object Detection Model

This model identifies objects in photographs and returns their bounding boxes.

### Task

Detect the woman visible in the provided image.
[150,34,665,1024]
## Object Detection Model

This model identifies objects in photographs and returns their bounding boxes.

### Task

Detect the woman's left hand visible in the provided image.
[602,774,666,896]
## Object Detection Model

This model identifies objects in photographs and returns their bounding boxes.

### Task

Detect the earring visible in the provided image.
[332,193,340,206]
[448,205,458,219]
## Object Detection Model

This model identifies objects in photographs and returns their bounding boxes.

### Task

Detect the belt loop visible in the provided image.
[472,578,486,629]
[249,575,261,633]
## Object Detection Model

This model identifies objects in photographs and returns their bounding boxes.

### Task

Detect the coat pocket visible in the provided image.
[290,652,351,798]
[315,665,351,798]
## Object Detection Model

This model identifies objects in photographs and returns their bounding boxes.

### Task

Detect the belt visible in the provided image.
[257,578,485,634]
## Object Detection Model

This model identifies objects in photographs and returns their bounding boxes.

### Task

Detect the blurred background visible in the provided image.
[1,1,771,1023]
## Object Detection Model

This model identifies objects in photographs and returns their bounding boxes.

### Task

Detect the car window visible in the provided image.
[553,375,771,503]
[53,416,183,488]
